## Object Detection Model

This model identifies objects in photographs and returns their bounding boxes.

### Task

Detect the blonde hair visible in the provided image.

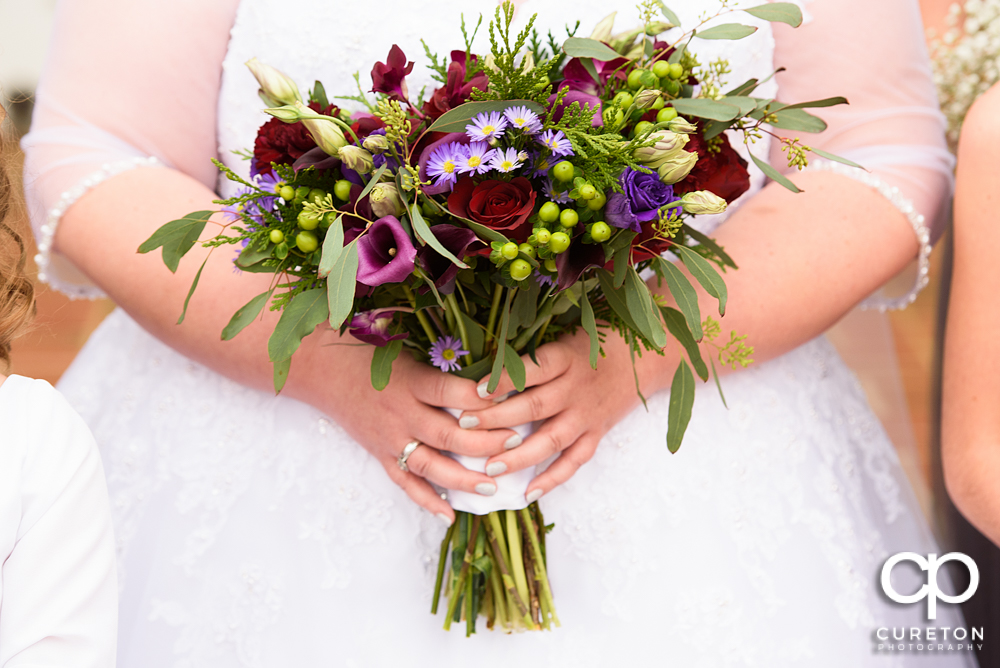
[0,104,36,370]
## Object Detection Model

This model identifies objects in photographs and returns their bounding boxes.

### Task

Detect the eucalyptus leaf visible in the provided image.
[722,95,758,116]
[370,338,403,391]
[357,162,388,202]
[666,359,695,453]
[327,240,359,329]
[681,224,737,269]
[606,229,638,262]
[428,100,546,133]
[454,357,492,381]
[272,357,291,394]
[411,203,468,269]
[137,210,213,273]
[504,343,526,392]
[596,269,642,333]
[657,1,681,26]
[580,57,600,83]
[580,284,600,369]
[806,146,865,170]
[695,23,757,40]
[562,37,624,61]
[624,268,667,349]
[744,2,803,27]
[268,287,330,363]
[669,98,742,122]
[177,257,208,325]
[613,247,630,288]
[318,216,345,279]
[674,245,728,315]
[459,310,485,360]
[725,77,759,97]
[657,258,703,339]
[221,289,273,341]
[487,290,514,394]
[750,153,801,193]
[661,306,709,381]
[766,108,827,133]
[459,216,510,245]
[711,357,729,409]
[236,240,275,270]
[773,96,848,112]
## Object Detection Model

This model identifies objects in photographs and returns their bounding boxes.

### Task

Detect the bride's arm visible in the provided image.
[23,0,512,523]
[942,83,1000,547]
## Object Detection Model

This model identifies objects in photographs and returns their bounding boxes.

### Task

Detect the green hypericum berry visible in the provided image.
[333,179,352,201]
[602,107,624,127]
[297,210,321,230]
[324,211,339,228]
[651,96,665,110]
[579,184,597,200]
[279,185,296,201]
[668,63,684,80]
[518,243,536,259]
[269,229,285,244]
[586,190,607,211]
[627,69,646,90]
[656,107,679,123]
[294,186,311,201]
[590,221,612,243]
[633,121,653,137]
[539,201,561,222]
[664,79,681,96]
[501,242,519,260]
[308,188,327,205]
[559,209,579,228]
[549,231,571,254]
[552,161,575,183]
[296,230,319,253]
[535,228,552,244]
[544,258,558,272]
[652,60,671,79]
[613,91,634,108]
[509,259,532,281]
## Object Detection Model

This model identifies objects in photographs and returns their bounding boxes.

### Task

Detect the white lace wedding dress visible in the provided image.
[22,0,973,666]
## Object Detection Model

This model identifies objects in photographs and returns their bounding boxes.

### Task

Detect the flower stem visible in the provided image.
[484,283,504,346]
[505,509,531,619]
[402,284,438,343]
[445,293,474,366]
[484,513,531,623]
[431,521,455,614]
[519,507,560,627]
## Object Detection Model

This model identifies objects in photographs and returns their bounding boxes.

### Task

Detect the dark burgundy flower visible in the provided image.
[370,45,414,101]
[560,56,630,95]
[356,215,417,286]
[348,310,409,347]
[422,51,489,122]
[417,225,483,293]
[605,167,680,233]
[447,177,537,242]
[252,102,339,176]
[674,131,750,204]
[556,234,606,289]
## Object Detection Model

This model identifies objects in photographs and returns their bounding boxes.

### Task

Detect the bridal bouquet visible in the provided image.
[140,0,856,634]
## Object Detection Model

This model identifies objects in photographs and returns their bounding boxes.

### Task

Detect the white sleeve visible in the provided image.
[0,378,117,668]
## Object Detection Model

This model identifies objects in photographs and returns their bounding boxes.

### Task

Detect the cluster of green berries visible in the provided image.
[271,179,354,254]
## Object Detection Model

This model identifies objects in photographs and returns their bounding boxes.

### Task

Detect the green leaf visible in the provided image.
[411,203,468,269]
[137,210,213,273]
[596,269,642,333]
[613,246,630,288]
[661,306,709,381]
[579,57,600,83]
[454,357,492,381]
[744,2,803,27]
[460,217,510,245]
[750,153,801,194]
[580,283,600,369]
[773,96,848,112]
[221,289,273,341]
[311,80,330,108]
[657,258,703,339]
[711,357,729,409]
[504,343,526,392]
[624,267,667,349]
[236,240,274,270]
[666,359,696,453]
[267,287,329,363]
[674,245,728,316]
[487,289,514,394]
[766,108,827,133]
[695,23,758,40]
[512,281,539,335]
[177,257,207,325]
[657,1,681,26]
[725,77,760,97]
[721,95,758,116]
[459,310,485,360]
[806,146,865,170]
[370,338,403,391]
[562,37,624,61]
[272,357,291,394]
[318,216,345,279]
[605,229,638,262]
[669,98,742,122]
[357,162,389,202]
[681,224,737,269]
[327,240,359,329]
[428,100,547,133]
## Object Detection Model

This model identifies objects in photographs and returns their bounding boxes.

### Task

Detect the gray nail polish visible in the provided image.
[475,482,497,496]
[436,513,453,527]
[504,434,522,450]
[459,415,480,429]
[525,489,543,504]
[476,382,490,399]
[485,461,507,477]
[492,392,511,404]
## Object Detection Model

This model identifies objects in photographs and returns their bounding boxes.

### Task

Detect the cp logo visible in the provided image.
[881,552,979,620]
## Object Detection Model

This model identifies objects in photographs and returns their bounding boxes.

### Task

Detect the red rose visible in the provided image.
[252,102,338,175]
[673,131,750,203]
[448,177,537,242]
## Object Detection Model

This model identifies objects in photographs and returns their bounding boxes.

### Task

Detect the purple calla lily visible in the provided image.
[348,309,410,347]
[416,224,482,294]
[556,234,606,289]
[356,215,417,286]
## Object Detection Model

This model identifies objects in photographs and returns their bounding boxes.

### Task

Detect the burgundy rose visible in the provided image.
[447,177,537,242]
[370,45,414,101]
[252,102,338,176]
[674,131,750,204]
[422,51,489,121]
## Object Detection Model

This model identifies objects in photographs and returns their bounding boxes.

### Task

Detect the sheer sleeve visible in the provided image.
[21,0,240,299]
[772,0,953,310]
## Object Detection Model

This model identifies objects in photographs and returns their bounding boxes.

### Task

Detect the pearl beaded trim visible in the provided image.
[805,159,932,312]
[35,156,163,300]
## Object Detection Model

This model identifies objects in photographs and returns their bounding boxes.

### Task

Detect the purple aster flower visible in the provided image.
[488,147,524,173]
[530,151,554,178]
[534,269,554,288]
[356,215,418,286]
[538,129,574,157]
[543,178,573,205]
[457,142,494,175]
[466,111,507,143]
[504,105,542,134]
[348,309,410,347]
[428,335,469,372]
[426,142,466,188]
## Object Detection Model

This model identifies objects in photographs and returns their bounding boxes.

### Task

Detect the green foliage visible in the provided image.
[422,40,449,84]
[666,360,695,453]
[470,1,553,106]
[136,210,213,273]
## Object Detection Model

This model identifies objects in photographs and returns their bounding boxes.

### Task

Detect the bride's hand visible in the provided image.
[458,329,675,502]
[303,342,518,523]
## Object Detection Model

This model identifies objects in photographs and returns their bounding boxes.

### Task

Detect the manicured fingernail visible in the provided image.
[504,434,522,450]
[475,482,497,496]
[436,513,453,527]
[485,461,507,477]
[477,382,490,399]
[492,392,511,404]
[525,489,543,504]
[459,415,480,429]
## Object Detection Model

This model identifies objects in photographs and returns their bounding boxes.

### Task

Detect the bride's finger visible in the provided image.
[413,407,520,456]
[382,459,455,523]
[403,444,500,497]
[482,415,584,476]
[459,381,567,431]
[522,433,602,502]
[474,343,572,400]
[409,363,494,410]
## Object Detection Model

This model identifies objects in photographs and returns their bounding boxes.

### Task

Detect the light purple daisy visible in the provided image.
[466,111,508,143]
[488,147,524,174]
[530,151,553,178]
[534,269,554,288]
[538,129,574,157]
[543,177,573,205]
[426,142,466,188]
[428,335,469,372]
[457,142,495,175]
[504,105,542,134]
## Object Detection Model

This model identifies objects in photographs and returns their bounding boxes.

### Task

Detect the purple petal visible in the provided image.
[605,193,642,233]
[418,132,470,195]
[356,216,417,286]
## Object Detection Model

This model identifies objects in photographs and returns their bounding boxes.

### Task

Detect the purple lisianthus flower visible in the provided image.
[416,224,482,294]
[457,142,494,175]
[466,111,507,143]
[504,105,542,134]
[426,142,466,188]
[605,167,680,233]
[488,147,524,173]
[356,215,418,286]
[538,129,574,157]
[429,335,469,372]
[348,309,410,347]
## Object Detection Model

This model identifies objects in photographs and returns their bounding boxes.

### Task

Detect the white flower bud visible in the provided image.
[590,11,617,42]
[362,134,389,154]
[633,130,690,167]
[680,190,728,215]
[339,146,374,174]
[263,105,303,123]
[666,116,697,134]
[634,89,662,110]
[656,150,699,184]
[246,58,302,107]
[369,182,406,218]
